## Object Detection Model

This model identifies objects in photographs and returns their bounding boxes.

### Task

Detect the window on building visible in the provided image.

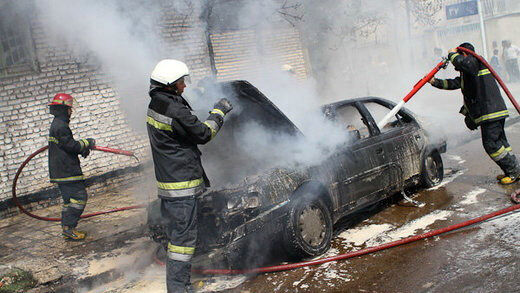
[0,1,37,77]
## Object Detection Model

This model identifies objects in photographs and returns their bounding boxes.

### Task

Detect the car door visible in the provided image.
[361,100,424,185]
[326,102,391,214]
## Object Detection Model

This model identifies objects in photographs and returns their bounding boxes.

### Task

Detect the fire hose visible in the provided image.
[377,46,520,129]
[150,202,520,275]
[11,145,144,222]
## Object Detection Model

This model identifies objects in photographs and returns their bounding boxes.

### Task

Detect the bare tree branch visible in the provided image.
[409,0,443,27]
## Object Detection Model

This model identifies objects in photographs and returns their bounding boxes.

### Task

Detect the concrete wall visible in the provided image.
[0,5,214,215]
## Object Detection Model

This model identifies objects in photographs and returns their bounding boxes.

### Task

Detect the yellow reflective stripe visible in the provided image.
[49,137,59,144]
[478,69,491,76]
[490,146,506,158]
[50,175,85,182]
[147,116,172,131]
[51,99,73,106]
[450,53,460,62]
[203,121,217,139]
[70,198,86,205]
[505,147,513,152]
[211,109,225,117]
[79,139,89,149]
[157,178,203,190]
[474,110,509,123]
[168,243,195,255]
[442,79,448,89]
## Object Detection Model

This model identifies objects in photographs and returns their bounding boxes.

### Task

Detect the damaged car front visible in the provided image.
[148,80,320,269]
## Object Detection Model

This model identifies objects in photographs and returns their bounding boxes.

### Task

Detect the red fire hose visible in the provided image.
[11,145,144,222]
[456,46,520,114]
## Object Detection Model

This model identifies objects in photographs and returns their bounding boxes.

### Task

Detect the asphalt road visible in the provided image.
[93,120,520,293]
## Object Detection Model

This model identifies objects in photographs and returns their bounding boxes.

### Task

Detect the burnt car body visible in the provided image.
[147,80,446,269]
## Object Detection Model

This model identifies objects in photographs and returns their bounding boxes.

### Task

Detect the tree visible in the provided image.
[407,0,443,27]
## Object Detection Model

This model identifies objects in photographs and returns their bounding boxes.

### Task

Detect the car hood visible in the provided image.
[200,80,304,187]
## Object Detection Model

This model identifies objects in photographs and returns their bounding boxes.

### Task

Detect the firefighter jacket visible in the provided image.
[147,87,225,198]
[48,111,91,183]
[432,52,508,125]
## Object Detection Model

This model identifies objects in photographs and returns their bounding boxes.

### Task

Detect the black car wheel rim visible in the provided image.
[425,155,440,184]
[298,204,326,248]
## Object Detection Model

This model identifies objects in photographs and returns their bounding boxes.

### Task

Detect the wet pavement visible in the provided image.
[1,120,520,293]
[0,184,153,292]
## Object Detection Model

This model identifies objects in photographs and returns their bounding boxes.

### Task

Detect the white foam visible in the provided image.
[459,187,486,205]
[337,224,394,246]
[447,154,466,164]
[428,169,465,190]
[367,210,453,246]
[198,276,248,292]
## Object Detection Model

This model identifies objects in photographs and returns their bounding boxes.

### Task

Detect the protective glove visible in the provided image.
[213,98,233,115]
[81,148,90,158]
[464,116,478,131]
[86,138,96,149]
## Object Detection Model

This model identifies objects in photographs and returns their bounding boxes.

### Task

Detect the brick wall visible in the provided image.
[0,5,214,214]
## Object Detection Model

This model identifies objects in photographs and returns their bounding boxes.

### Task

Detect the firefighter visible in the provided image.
[429,42,520,184]
[146,59,233,292]
[48,93,95,240]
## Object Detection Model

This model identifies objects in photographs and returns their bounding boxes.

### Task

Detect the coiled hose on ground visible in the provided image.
[11,145,144,222]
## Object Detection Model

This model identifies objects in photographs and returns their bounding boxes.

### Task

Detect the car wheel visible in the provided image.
[421,150,444,188]
[283,195,333,259]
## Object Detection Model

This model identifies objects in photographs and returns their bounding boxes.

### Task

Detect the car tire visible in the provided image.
[283,195,333,259]
[421,150,444,188]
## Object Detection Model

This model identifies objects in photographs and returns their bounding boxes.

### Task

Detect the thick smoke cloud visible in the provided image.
[36,0,166,132]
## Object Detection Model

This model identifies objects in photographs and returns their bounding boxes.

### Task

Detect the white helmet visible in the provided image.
[150,59,189,86]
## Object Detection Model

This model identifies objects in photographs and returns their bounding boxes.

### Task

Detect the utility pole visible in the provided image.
[477,0,488,59]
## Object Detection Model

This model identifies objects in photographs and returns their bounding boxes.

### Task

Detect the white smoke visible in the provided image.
[36,0,165,132]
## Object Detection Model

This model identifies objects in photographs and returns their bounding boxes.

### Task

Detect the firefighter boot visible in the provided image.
[62,226,86,241]
[500,168,519,185]
[500,175,518,185]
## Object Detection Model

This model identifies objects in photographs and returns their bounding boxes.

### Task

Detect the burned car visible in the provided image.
[147,80,446,269]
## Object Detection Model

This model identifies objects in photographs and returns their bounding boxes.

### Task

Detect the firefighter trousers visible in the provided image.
[161,196,197,293]
[481,119,520,176]
[58,181,88,228]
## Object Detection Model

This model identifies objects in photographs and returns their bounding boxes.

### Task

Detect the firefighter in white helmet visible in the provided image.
[147,59,232,292]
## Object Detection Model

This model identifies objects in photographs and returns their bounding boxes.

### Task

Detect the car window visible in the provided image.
[363,102,412,133]
[333,105,370,139]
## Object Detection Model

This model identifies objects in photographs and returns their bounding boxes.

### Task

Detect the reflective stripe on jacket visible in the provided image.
[432,52,509,125]
[48,115,89,183]
[147,88,224,198]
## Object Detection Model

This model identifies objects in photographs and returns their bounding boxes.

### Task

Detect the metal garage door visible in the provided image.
[210,27,308,80]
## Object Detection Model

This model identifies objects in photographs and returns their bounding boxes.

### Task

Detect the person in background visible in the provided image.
[489,49,503,77]
[429,43,520,185]
[48,93,95,241]
[502,40,520,82]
